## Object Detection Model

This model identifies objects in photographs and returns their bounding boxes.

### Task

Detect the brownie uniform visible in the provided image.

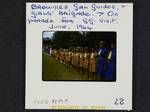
[89,52,97,73]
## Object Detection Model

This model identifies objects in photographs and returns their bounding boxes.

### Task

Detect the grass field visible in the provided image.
[42,53,93,81]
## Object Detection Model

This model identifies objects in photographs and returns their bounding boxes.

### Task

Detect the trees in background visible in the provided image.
[51,31,82,49]
[43,31,116,49]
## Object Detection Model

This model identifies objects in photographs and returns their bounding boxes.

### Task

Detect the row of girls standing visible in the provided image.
[51,41,116,81]
[52,47,98,80]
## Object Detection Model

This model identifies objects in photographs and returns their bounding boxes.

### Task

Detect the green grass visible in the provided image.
[42,53,93,81]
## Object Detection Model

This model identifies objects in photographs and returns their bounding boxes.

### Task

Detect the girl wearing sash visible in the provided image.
[105,43,116,80]
[97,41,108,80]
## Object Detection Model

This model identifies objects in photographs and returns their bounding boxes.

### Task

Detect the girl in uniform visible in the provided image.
[67,49,71,67]
[75,48,80,72]
[83,47,90,78]
[71,49,75,69]
[58,49,61,63]
[62,49,65,64]
[64,49,68,66]
[105,43,116,81]
[79,48,84,75]
[97,41,108,80]
[89,48,97,80]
